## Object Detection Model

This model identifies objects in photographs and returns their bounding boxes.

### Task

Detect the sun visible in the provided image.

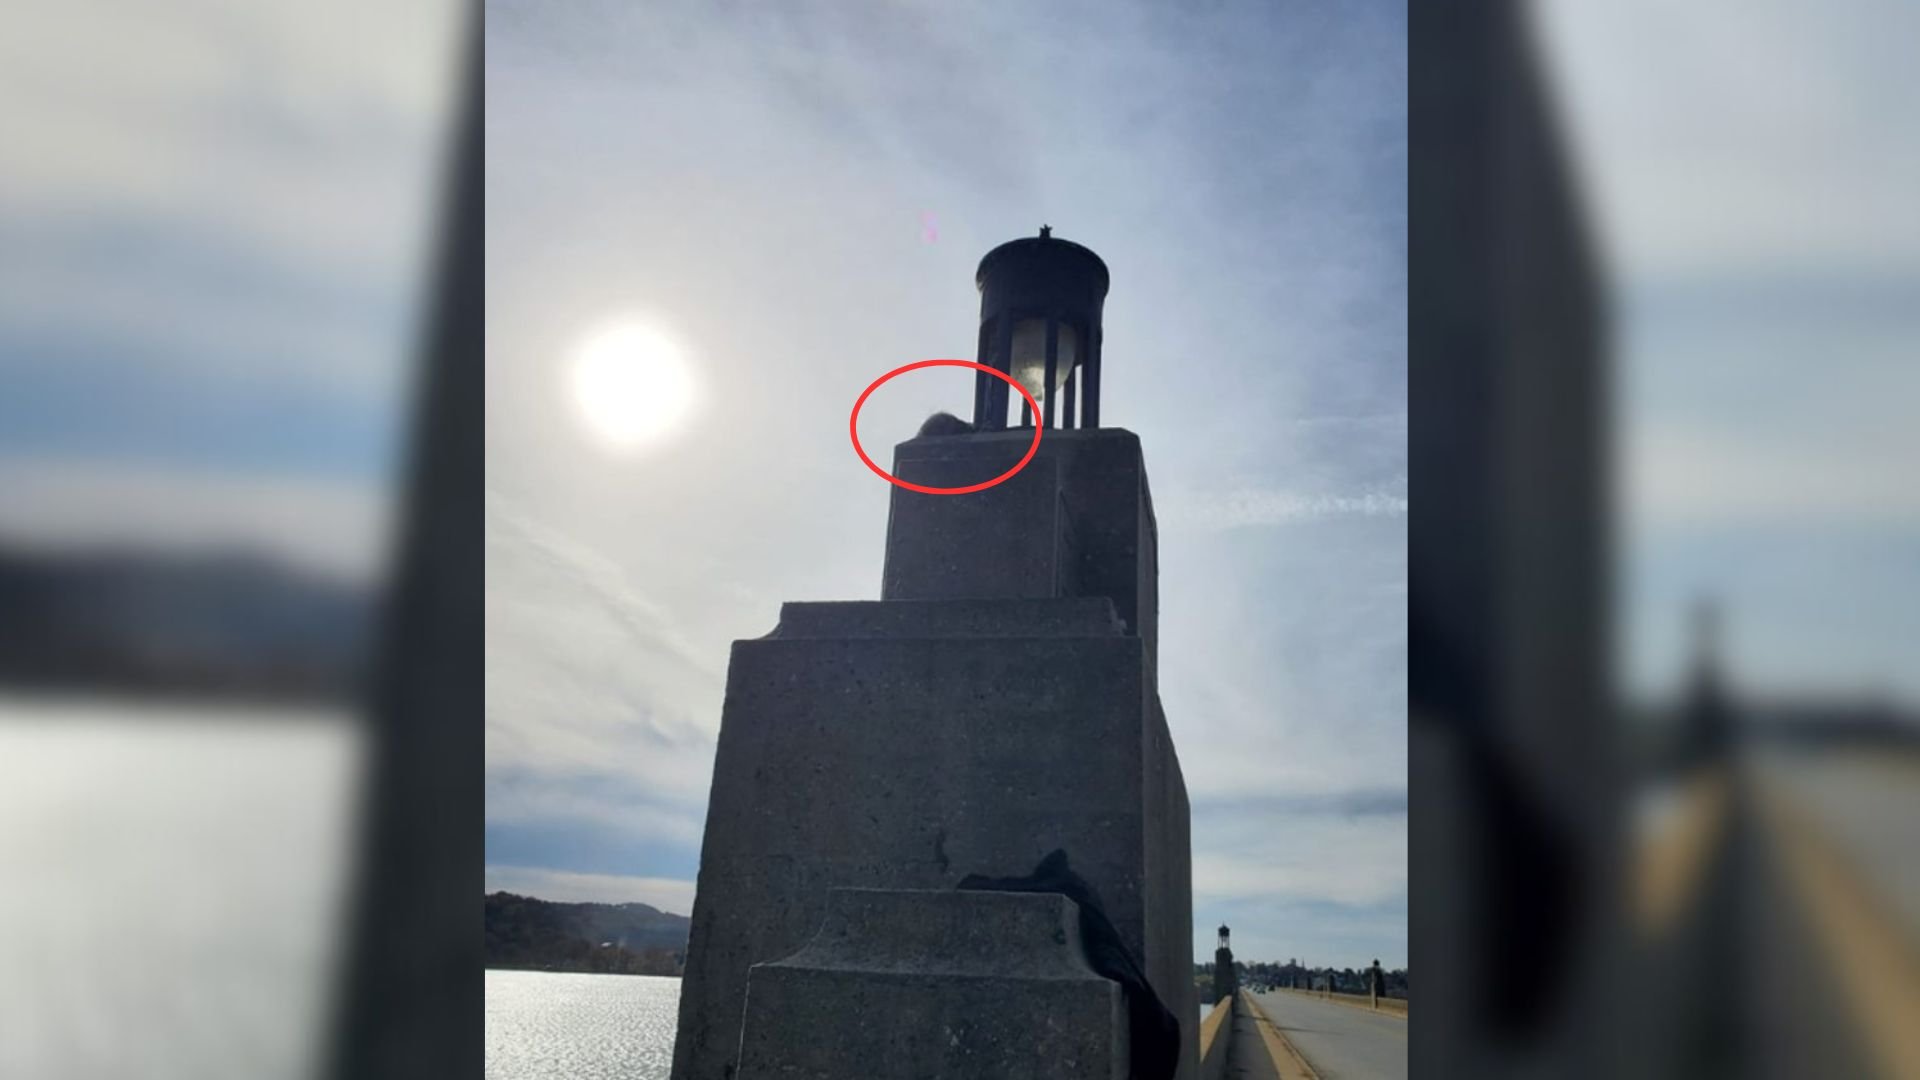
[568,321,697,450]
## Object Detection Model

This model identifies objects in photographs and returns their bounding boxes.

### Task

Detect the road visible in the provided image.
[1247,991,1406,1080]
[1623,750,1917,1077]
[1754,748,1920,935]
[1748,749,1920,1076]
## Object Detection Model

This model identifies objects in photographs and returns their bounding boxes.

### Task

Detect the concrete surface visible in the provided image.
[884,428,1159,669]
[1197,997,1232,1079]
[735,889,1125,1079]
[1756,750,1920,936]
[1249,989,1406,1080]
[1230,993,1315,1080]
[672,606,1193,1079]
[774,597,1126,640]
[1269,989,1406,1017]
[672,425,1193,1079]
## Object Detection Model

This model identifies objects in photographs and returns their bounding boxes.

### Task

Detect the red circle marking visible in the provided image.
[849,359,1042,495]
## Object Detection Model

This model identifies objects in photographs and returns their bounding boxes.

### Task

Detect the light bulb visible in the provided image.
[1008,318,1078,403]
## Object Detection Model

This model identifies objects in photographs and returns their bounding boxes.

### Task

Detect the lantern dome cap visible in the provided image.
[976,226,1110,295]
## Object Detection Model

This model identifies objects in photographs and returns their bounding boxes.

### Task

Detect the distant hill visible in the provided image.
[0,544,371,702]
[485,891,690,977]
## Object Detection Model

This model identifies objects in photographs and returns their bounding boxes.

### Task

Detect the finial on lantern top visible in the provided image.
[1039,224,1051,239]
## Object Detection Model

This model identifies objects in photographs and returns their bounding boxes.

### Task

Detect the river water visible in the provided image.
[483,971,1209,1078]
[0,698,361,1080]
[486,970,680,1080]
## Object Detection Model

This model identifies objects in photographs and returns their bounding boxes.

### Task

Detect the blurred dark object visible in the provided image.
[915,411,976,438]
[1673,600,1733,774]
[0,545,370,701]
[323,14,483,1079]
[1410,0,1617,1074]
[960,849,1181,1080]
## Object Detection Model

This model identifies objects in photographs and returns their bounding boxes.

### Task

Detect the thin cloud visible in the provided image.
[487,493,725,801]
[487,0,1406,964]
[1169,485,1409,531]
[1196,789,1409,819]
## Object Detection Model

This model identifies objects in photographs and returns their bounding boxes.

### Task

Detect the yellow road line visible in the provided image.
[1757,777,1920,1079]
[1238,991,1321,1080]
[1632,768,1730,936]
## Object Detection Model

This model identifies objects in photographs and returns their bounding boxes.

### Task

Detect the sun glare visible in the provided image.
[569,322,696,450]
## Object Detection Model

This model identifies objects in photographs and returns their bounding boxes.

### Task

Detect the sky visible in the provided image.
[0,0,463,584]
[485,0,1408,967]
[1532,0,1920,706]
[7,0,1910,990]
[0,4,463,1075]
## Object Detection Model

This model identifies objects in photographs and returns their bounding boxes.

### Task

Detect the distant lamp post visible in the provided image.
[973,225,1110,431]
[1212,923,1238,1001]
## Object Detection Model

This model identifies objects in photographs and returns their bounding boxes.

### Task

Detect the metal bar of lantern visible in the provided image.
[1042,317,1059,430]
[1019,397,1032,428]
[972,318,992,428]
[1062,363,1077,429]
[993,312,1016,429]
[1083,326,1102,429]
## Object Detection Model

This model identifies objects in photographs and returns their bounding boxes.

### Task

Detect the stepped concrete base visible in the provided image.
[670,597,1193,1080]
[672,427,1192,1080]
[736,889,1126,1079]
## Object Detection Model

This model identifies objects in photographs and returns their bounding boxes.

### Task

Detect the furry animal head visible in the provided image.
[916,411,975,438]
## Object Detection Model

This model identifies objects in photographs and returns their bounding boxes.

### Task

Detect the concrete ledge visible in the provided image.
[736,888,1126,1079]
[1269,986,1408,1017]
[677,603,1193,1079]
[772,598,1125,640]
[1196,996,1233,1079]
[1634,769,1730,935]
[893,427,1136,460]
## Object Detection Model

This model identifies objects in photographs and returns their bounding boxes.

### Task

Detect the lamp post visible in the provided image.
[972,226,1110,431]
[1212,923,1237,1002]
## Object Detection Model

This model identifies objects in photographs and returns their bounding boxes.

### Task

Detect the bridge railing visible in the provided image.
[1268,985,1409,1015]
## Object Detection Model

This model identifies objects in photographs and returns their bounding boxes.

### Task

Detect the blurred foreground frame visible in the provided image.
[1409,0,1617,1076]
[323,13,484,1079]
[1411,3,1920,1077]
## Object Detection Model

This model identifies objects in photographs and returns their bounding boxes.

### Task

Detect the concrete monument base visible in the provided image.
[736,888,1127,1080]
[671,596,1192,1079]
[671,426,1193,1079]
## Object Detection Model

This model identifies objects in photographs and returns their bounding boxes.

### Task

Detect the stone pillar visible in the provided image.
[670,428,1194,1080]
[1211,947,1237,1003]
